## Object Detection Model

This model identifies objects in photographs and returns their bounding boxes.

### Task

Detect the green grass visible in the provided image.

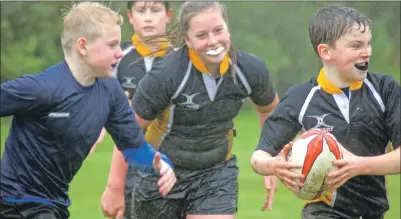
[1,111,400,219]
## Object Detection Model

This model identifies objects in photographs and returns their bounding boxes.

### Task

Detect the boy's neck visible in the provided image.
[65,55,96,87]
[323,66,349,88]
[134,34,162,52]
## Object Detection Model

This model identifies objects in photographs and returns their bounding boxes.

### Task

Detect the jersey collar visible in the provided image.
[317,68,363,94]
[188,47,230,75]
[131,34,169,57]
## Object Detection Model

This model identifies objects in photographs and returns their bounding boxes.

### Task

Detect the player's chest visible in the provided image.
[39,93,111,145]
[117,55,162,91]
[301,90,385,138]
[170,73,248,124]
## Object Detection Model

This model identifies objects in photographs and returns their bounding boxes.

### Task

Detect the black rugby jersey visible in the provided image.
[116,34,167,100]
[257,68,400,216]
[133,45,277,170]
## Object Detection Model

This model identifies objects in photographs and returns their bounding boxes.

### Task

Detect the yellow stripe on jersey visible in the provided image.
[226,129,234,160]
[305,189,336,207]
[131,34,169,57]
[188,48,230,75]
[317,68,363,94]
[145,105,172,148]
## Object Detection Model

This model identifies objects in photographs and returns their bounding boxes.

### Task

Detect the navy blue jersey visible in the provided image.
[0,60,146,207]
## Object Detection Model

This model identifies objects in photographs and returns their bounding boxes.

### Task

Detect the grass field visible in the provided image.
[1,110,400,219]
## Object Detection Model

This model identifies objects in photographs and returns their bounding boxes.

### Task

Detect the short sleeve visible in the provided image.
[132,59,175,121]
[246,57,276,106]
[0,75,51,117]
[256,84,309,156]
[383,76,400,148]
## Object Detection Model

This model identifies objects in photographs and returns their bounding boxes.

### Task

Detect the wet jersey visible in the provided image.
[0,61,146,207]
[257,68,400,216]
[114,36,169,182]
[116,37,166,100]
[133,45,277,170]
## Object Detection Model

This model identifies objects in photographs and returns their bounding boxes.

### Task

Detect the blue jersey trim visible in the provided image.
[122,143,173,173]
[2,196,56,207]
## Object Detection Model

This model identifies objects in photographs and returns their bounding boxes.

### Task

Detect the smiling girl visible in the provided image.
[104,2,280,219]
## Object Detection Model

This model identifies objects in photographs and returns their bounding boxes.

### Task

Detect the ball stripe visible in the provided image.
[301,134,323,183]
[324,134,342,159]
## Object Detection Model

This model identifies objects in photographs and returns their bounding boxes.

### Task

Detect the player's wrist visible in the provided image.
[251,150,276,176]
[160,153,174,169]
[106,183,125,192]
[106,175,126,191]
[268,157,280,175]
[356,156,370,175]
[257,157,276,176]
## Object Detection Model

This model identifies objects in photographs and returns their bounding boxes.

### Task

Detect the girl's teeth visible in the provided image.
[205,47,224,56]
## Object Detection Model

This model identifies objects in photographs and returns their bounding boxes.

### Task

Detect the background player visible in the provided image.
[102,1,280,219]
[99,1,173,218]
[0,2,176,218]
[251,5,400,219]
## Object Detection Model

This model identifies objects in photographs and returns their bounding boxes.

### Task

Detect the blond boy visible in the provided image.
[0,2,175,218]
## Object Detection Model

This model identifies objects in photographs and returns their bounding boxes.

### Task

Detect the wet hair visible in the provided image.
[309,5,371,55]
[127,1,170,11]
[143,1,237,81]
[61,2,123,55]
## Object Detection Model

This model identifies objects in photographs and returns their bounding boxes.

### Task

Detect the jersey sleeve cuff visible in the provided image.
[132,101,157,121]
[122,143,174,173]
[256,143,280,157]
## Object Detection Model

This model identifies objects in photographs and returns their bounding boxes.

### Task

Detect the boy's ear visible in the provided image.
[167,9,173,20]
[76,37,88,56]
[317,44,331,61]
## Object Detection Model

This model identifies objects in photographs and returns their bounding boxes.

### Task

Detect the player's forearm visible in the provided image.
[107,146,128,189]
[97,128,107,142]
[135,113,153,131]
[258,111,272,128]
[360,147,400,175]
[251,150,276,176]
[254,95,279,128]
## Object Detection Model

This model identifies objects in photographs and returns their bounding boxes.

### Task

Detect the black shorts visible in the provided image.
[302,202,385,219]
[124,167,138,219]
[0,199,69,219]
[131,156,239,219]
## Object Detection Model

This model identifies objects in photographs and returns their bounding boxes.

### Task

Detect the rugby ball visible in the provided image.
[286,129,342,200]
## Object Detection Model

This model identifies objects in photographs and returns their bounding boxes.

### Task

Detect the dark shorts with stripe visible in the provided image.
[302,202,385,219]
[0,198,69,219]
[130,156,239,219]
[124,167,138,219]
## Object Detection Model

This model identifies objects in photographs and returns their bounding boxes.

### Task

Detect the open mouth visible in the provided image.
[354,62,369,71]
[205,47,224,56]
[110,64,117,70]
[143,26,155,31]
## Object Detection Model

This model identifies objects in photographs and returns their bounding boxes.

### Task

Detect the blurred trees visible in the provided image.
[1,1,399,96]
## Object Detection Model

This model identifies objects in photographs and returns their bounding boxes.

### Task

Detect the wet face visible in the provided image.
[319,23,372,82]
[127,1,172,39]
[81,24,123,78]
[184,7,231,68]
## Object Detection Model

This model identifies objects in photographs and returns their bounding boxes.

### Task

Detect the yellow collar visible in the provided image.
[317,68,363,94]
[188,48,230,75]
[131,34,169,57]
